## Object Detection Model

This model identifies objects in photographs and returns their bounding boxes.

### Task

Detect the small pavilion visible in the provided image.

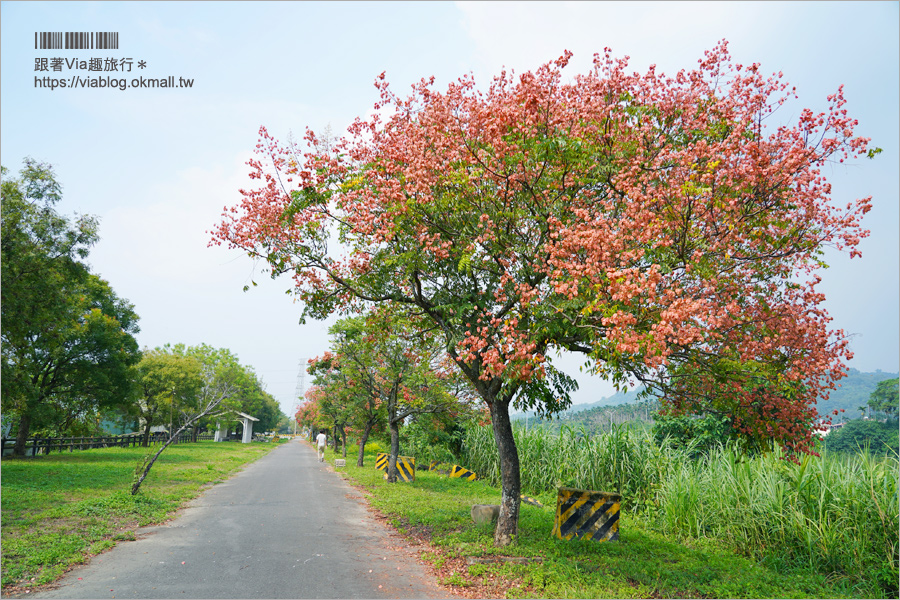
[214,411,259,443]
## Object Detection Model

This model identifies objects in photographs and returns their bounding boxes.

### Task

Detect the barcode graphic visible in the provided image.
[35,32,119,50]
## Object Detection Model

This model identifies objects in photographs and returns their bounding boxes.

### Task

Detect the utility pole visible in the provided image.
[169,387,175,442]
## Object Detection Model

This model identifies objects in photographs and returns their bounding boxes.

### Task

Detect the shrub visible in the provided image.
[824,419,899,456]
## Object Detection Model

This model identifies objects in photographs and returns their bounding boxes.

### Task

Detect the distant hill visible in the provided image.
[818,369,898,420]
[564,387,648,414]
[512,368,898,422]
[511,387,652,421]
[512,386,656,434]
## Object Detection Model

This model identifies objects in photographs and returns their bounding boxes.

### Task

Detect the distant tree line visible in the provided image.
[824,377,898,456]
[525,400,657,436]
[1,159,287,456]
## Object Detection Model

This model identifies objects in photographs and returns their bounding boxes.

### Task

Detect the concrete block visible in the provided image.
[471,504,500,525]
[552,487,621,542]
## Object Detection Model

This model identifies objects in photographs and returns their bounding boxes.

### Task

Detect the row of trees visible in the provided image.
[296,309,482,482]
[131,343,286,447]
[213,42,878,545]
[2,159,286,456]
[129,342,288,495]
[826,377,900,456]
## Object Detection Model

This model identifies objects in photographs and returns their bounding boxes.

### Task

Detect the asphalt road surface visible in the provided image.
[29,439,454,599]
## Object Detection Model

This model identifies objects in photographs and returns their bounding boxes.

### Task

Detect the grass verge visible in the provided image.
[336,447,872,599]
[1,438,287,594]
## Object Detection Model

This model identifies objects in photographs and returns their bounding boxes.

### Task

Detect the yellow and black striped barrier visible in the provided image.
[449,464,477,481]
[375,454,416,482]
[397,456,415,482]
[375,452,388,471]
[551,487,621,542]
[521,495,544,508]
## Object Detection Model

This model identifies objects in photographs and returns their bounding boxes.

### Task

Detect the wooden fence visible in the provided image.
[1,431,216,457]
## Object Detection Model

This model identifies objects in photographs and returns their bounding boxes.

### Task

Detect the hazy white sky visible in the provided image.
[2,1,898,419]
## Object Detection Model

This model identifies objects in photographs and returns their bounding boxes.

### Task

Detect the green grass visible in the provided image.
[1,439,287,591]
[338,444,892,599]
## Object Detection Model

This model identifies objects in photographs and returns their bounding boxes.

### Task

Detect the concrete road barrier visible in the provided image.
[449,465,477,481]
[520,495,544,508]
[551,487,621,542]
[375,452,388,471]
[380,455,415,482]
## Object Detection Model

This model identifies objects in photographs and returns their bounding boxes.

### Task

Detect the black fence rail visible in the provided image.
[1,432,216,457]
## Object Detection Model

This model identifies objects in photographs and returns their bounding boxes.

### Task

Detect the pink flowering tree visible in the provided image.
[294,397,320,433]
[307,351,370,456]
[306,346,382,464]
[212,41,874,546]
[305,354,352,452]
[294,394,318,429]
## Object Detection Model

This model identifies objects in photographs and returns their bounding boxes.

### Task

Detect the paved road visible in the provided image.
[30,439,453,599]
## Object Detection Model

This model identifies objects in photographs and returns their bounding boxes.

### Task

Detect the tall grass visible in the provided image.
[459,421,899,596]
[462,422,676,512]
[656,445,899,595]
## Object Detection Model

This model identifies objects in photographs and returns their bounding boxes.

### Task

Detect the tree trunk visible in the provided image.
[132,425,185,495]
[488,397,521,547]
[341,426,347,458]
[451,351,523,548]
[356,420,374,467]
[13,412,32,456]
[141,421,153,448]
[132,401,226,495]
[387,416,400,483]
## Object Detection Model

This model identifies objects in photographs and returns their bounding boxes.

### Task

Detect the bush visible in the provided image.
[652,412,734,458]
[460,422,676,513]
[400,414,465,466]
[824,419,899,456]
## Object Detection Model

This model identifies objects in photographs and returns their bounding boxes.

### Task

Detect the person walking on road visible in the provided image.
[316,431,327,462]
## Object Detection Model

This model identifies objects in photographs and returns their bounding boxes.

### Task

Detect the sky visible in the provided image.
[2,1,898,421]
